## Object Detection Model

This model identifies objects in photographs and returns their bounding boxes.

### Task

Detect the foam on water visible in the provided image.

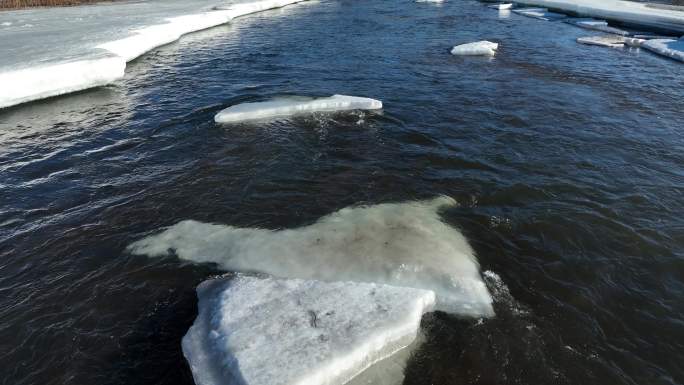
[128,196,494,316]
[183,275,435,385]
[450,41,498,56]
[214,95,383,123]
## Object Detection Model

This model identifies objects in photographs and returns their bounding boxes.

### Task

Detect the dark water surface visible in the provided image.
[1,1,683,384]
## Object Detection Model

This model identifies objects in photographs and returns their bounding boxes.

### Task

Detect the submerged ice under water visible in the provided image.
[1,0,684,384]
[129,197,494,316]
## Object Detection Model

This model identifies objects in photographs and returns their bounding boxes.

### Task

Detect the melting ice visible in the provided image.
[128,196,494,316]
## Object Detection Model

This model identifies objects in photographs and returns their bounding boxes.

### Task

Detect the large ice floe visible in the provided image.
[214,95,384,123]
[129,196,494,316]
[0,0,310,109]
[183,275,435,385]
[514,0,684,34]
[450,41,499,56]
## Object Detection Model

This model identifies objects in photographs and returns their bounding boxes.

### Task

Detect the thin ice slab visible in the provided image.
[566,18,632,36]
[513,7,566,21]
[641,38,684,62]
[451,41,499,56]
[214,95,383,123]
[183,275,436,385]
[577,35,625,48]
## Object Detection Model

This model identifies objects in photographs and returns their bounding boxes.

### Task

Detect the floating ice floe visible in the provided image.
[576,35,625,48]
[512,7,566,21]
[641,38,684,62]
[214,95,383,123]
[488,3,513,10]
[0,0,310,109]
[183,275,435,385]
[128,196,494,316]
[451,41,499,56]
[513,0,684,34]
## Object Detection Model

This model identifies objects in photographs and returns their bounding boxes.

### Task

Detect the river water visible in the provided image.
[1,1,683,384]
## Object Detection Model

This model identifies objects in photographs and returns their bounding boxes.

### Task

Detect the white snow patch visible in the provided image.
[641,38,684,62]
[128,196,494,316]
[214,95,383,123]
[183,275,435,385]
[514,0,684,34]
[451,41,498,56]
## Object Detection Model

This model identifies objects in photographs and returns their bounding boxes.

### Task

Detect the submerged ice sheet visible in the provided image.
[514,0,684,34]
[128,196,494,316]
[451,41,499,56]
[183,276,435,385]
[566,18,632,36]
[214,95,383,123]
[0,0,309,109]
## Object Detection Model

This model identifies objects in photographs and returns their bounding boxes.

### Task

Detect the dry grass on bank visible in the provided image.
[0,0,112,9]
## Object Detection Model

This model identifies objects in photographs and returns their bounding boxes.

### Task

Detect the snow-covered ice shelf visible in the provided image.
[514,0,684,34]
[214,95,383,123]
[0,0,310,109]
[183,275,435,385]
[128,196,494,316]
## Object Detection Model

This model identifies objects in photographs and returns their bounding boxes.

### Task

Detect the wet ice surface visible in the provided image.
[214,95,383,123]
[183,275,435,385]
[129,197,494,316]
[450,41,499,56]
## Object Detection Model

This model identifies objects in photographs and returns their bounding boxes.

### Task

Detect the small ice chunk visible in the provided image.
[451,41,498,56]
[641,39,684,62]
[577,35,625,48]
[624,37,646,47]
[513,7,566,21]
[488,3,512,10]
[183,276,436,385]
[566,18,631,36]
[214,94,383,123]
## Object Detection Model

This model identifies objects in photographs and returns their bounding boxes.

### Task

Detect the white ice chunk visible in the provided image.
[128,196,494,316]
[488,3,513,10]
[183,276,435,385]
[641,38,684,62]
[513,7,566,21]
[513,0,684,34]
[0,56,125,109]
[577,35,625,48]
[450,41,499,56]
[214,95,383,123]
